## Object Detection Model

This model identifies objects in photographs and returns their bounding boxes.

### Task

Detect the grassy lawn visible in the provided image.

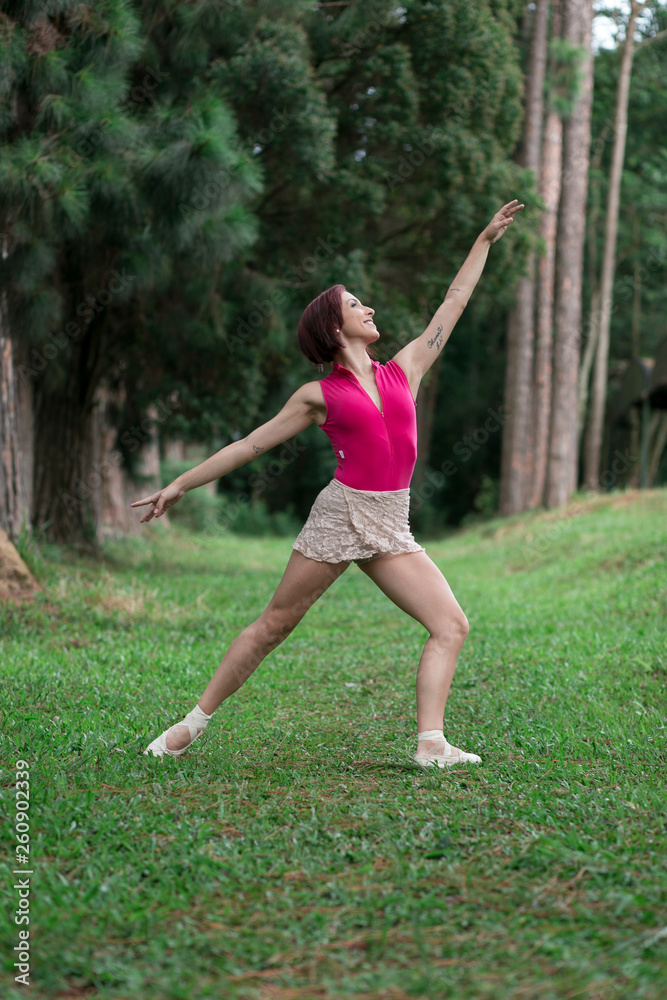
[1,488,666,1000]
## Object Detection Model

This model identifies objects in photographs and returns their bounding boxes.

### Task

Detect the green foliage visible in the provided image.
[0,490,665,997]
[10,0,664,539]
[0,0,262,501]
[546,38,587,117]
[587,7,667,365]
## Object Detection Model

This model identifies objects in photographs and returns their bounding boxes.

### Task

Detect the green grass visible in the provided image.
[1,488,666,1000]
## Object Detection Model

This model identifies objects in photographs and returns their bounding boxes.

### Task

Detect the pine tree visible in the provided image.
[0,0,260,542]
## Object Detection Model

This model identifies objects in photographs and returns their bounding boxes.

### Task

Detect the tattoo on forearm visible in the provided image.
[252,444,264,453]
[427,324,444,351]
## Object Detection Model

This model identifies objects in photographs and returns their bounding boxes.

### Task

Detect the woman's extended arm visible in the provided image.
[131,382,324,523]
[392,199,524,396]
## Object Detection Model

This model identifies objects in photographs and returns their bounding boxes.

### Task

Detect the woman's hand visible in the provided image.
[130,481,186,523]
[482,199,524,244]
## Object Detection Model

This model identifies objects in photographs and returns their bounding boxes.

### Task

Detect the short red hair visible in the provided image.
[297,284,346,365]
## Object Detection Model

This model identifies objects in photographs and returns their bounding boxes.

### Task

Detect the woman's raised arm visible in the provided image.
[392,199,524,395]
[130,382,324,523]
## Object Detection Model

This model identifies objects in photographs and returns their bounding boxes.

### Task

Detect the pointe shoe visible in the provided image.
[415,733,481,768]
[144,707,211,758]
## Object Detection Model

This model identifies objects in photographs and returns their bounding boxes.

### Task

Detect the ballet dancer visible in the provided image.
[132,199,524,766]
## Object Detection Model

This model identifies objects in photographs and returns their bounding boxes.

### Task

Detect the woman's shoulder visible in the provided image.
[293,380,326,405]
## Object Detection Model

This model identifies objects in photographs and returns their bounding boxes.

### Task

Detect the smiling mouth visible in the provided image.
[364,319,376,327]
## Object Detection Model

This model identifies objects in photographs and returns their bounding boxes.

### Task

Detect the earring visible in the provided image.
[316,363,324,373]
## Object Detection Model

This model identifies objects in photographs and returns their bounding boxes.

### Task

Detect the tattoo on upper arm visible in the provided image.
[427,324,444,351]
[252,444,265,453]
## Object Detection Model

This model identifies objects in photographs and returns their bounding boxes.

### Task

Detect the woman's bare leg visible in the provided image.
[358,550,474,759]
[163,551,349,751]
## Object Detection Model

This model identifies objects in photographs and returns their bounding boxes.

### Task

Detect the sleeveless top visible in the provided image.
[319,359,418,491]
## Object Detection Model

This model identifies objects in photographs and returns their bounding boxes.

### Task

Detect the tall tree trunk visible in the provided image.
[630,211,642,359]
[0,236,27,540]
[500,0,550,516]
[32,375,98,543]
[529,0,564,509]
[583,0,642,489]
[31,307,110,544]
[576,128,607,443]
[0,332,26,541]
[577,285,600,439]
[648,412,667,486]
[546,0,594,508]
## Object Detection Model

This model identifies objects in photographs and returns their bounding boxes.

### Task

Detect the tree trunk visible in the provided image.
[631,212,641,359]
[583,0,642,489]
[576,126,607,444]
[0,270,27,540]
[546,0,594,508]
[500,275,536,514]
[30,305,111,544]
[32,380,97,543]
[648,411,667,486]
[577,284,600,440]
[529,22,564,510]
[500,0,550,516]
[15,340,35,526]
[0,335,26,540]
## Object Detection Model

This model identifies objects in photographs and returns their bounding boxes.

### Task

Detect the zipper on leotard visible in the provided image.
[344,365,392,457]
[377,380,393,460]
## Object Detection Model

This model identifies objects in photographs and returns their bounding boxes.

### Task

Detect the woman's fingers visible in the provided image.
[486,201,524,242]
[503,200,524,216]
[131,493,160,507]
[133,483,184,522]
[131,491,162,522]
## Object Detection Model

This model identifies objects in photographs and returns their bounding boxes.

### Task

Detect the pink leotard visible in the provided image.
[319,359,418,491]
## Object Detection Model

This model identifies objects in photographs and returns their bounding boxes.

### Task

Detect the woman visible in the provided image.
[132,199,523,766]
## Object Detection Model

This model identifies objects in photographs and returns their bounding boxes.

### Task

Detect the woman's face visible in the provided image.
[340,289,378,346]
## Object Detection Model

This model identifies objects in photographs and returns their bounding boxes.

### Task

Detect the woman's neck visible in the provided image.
[333,348,375,378]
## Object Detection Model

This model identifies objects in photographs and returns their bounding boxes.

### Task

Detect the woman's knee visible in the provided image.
[430,608,469,648]
[252,607,301,651]
[456,611,470,643]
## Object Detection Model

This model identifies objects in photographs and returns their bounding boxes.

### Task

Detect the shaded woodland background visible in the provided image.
[1,0,666,549]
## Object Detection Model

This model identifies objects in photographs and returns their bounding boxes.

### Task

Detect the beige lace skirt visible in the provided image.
[292,478,425,565]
